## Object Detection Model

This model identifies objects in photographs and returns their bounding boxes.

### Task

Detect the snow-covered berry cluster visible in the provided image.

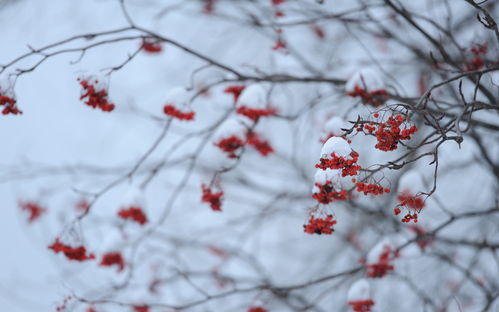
[346,69,389,107]
[163,87,195,121]
[142,38,163,53]
[78,76,115,112]
[315,137,361,177]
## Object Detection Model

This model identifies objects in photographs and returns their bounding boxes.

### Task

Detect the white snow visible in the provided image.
[237,84,267,109]
[120,184,146,208]
[273,53,304,75]
[345,68,384,92]
[320,137,352,158]
[213,118,248,142]
[164,86,191,108]
[0,77,15,97]
[347,279,371,302]
[313,168,342,185]
[322,115,348,139]
[488,71,499,87]
[312,169,342,193]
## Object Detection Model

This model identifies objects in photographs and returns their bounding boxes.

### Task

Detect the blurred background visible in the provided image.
[0,0,498,311]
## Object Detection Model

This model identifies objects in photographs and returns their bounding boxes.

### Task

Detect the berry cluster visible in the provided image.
[347,85,388,107]
[19,201,46,223]
[355,183,390,196]
[465,43,487,71]
[247,131,274,156]
[365,246,396,278]
[118,206,148,225]
[248,307,268,312]
[78,78,115,112]
[312,181,348,204]
[0,94,21,115]
[303,215,337,235]
[224,85,245,102]
[214,135,246,159]
[394,190,425,223]
[201,184,224,211]
[215,132,274,159]
[236,105,277,122]
[465,57,485,71]
[163,104,195,121]
[100,252,125,272]
[142,38,163,53]
[315,151,361,177]
[48,238,95,262]
[133,306,150,312]
[272,0,285,4]
[272,39,286,51]
[401,211,419,223]
[275,10,285,17]
[393,206,419,222]
[398,190,425,210]
[347,299,375,312]
[360,115,417,151]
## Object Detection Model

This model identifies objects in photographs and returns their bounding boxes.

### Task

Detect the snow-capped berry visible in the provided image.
[213,119,248,158]
[346,69,388,107]
[78,76,115,112]
[365,239,397,278]
[312,169,347,204]
[142,38,163,53]
[133,305,149,312]
[316,138,361,176]
[163,87,195,121]
[224,85,245,102]
[320,137,352,158]
[313,183,348,204]
[214,136,245,159]
[248,307,268,312]
[321,115,349,142]
[0,94,21,115]
[395,170,425,222]
[347,279,375,312]
[163,105,195,120]
[345,69,384,93]
[246,131,274,156]
[236,84,276,122]
[0,81,22,115]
